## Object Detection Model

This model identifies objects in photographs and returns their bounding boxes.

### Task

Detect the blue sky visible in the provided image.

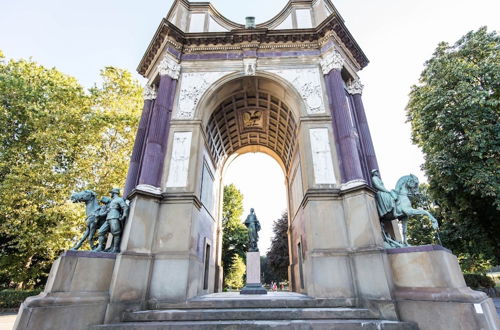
[1,0,498,251]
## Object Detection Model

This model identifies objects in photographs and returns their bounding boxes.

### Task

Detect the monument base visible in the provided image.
[14,250,116,330]
[240,251,267,295]
[240,283,268,295]
[387,245,500,330]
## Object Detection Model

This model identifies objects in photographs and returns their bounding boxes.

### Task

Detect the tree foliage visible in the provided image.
[224,254,246,290]
[221,184,247,288]
[0,52,142,288]
[406,27,500,271]
[266,212,289,282]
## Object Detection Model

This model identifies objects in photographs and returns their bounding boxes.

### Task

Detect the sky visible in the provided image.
[1,0,498,252]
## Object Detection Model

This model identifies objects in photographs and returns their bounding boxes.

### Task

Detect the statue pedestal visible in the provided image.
[240,252,267,295]
[14,250,116,330]
[387,245,500,330]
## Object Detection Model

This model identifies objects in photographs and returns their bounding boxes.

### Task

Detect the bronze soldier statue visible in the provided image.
[94,188,129,253]
[71,194,110,250]
[244,208,261,252]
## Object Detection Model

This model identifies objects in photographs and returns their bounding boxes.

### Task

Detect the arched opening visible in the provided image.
[204,75,299,172]
[200,75,301,291]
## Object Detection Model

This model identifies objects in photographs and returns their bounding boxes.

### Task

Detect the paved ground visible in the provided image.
[0,313,16,330]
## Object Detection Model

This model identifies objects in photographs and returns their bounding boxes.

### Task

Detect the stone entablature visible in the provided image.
[137,6,369,78]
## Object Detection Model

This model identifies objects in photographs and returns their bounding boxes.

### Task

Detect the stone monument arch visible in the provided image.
[14,0,500,329]
[112,0,397,318]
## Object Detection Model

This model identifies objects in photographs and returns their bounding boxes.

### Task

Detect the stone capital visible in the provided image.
[320,51,344,75]
[347,79,364,95]
[158,56,181,80]
[143,85,157,100]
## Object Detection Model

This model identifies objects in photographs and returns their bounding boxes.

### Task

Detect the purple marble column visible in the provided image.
[347,80,379,173]
[321,51,364,183]
[138,57,180,188]
[124,87,156,197]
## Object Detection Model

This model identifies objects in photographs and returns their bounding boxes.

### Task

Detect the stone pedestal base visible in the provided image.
[240,252,267,295]
[14,250,116,330]
[387,245,500,330]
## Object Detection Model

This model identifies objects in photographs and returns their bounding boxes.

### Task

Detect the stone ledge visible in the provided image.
[61,250,117,259]
[386,245,452,255]
[394,287,487,303]
[24,292,110,308]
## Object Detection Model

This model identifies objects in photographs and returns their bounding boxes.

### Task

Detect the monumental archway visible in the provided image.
[15,1,499,329]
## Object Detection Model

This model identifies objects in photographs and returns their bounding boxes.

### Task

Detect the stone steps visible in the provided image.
[89,293,418,329]
[151,297,355,309]
[91,319,418,330]
[123,307,377,322]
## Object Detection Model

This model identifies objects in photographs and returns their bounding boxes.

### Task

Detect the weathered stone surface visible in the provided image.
[91,320,418,330]
[13,252,116,330]
[388,246,466,288]
[388,247,500,329]
[90,292,416,330]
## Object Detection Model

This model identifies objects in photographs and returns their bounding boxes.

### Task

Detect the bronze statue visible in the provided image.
[70,191,110,250]
[244,208,261,252]
[371,170,441,247]
[93,188,129,253]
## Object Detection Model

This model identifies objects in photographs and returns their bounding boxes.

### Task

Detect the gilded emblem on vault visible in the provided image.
[237,109,267,132]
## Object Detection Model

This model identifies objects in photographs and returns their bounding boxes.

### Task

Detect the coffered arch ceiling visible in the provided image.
[205,77,298,171]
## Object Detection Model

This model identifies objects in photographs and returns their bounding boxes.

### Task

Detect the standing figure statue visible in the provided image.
[371,170,441,247]
[94,188,129,253]
[244,208,261,252]
[70,191,110,250]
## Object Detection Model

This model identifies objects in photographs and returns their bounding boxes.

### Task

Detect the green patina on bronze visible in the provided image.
[371,170,441,248]
[71,188,128,253]
[244,208,261,252]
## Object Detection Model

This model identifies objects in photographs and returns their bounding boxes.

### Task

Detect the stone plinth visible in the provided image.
[387,245,500,330]
[240,252,267,295]
[14,250,116,330]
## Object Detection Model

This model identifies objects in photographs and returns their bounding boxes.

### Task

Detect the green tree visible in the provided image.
[406,184,441,246]
[224,254,246,289]
[406,27,500,271]
[266,212,289,282]
[0,53,142,288]
[221,184,247,288]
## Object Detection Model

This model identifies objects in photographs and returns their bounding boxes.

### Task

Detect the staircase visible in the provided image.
[91,292,418,329]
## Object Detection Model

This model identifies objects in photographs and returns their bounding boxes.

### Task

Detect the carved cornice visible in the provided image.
[320,50,344,74]
[346,79,364,95]
[137,15,369,77]
[143,85,157,100]
[158,55,181,79]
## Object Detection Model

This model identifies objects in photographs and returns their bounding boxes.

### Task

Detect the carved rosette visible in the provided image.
[243,58,257,76]
[143,85,157,100]
[320,51,345,75]
[346,80,364,95]
[158,56,181,80]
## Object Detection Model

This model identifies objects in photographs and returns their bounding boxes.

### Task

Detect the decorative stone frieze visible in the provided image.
[243,58,256,76]
[309,128,336,184]
[346,79,364,95]
[143,85,158,100]
[175,71,233,119]
[166,131,193,188]
[158,56,181,79]
[268,68,326,114]
[320,50,344,75]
